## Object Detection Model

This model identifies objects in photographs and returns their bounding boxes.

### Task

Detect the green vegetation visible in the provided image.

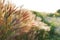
[57,9,60,13]
[32,11,60,40]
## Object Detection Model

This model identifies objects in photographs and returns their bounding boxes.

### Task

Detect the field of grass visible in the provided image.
[0,0,60,40]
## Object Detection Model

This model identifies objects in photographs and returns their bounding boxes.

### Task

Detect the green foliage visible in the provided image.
[57,9,60,13]
[48,14,54,17]
[32,11,60,40]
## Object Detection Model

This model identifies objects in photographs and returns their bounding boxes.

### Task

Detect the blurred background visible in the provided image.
[8,0,60,13]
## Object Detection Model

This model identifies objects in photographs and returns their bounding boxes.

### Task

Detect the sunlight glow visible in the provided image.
[9,0,60,13]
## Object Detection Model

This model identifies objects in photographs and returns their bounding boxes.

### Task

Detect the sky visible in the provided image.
[8,0,60,13]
